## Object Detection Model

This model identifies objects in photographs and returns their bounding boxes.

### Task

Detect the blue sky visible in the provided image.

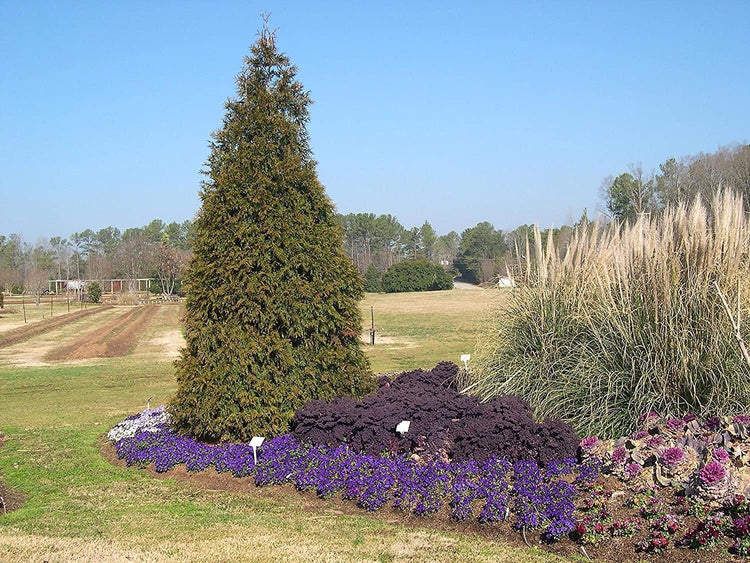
[1,1,749,241]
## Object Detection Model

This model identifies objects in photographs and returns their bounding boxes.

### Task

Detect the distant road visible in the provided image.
[453,280,483,290]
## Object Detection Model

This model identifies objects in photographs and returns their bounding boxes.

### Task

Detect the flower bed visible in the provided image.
[108,407,750,559]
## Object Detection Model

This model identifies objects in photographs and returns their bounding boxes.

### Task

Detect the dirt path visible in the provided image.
[44,305,159,361]
[0,306,112,348]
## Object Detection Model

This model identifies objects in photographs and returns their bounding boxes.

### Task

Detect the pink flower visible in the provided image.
[662,447,685,466]
[632,430,649,440]
[699,461,728,485]
[733,415,750,424]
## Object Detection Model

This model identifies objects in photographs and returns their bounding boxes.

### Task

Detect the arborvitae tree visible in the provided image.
[170,25,374,441]
[364,265,382,293]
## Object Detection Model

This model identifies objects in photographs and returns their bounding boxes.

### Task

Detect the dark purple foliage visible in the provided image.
[292,362,579,466]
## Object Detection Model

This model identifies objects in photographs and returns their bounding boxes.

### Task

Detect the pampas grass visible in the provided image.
[471,191,750,437]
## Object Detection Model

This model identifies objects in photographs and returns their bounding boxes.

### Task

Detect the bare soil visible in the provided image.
[100,439,739,562]
[0,306,111,348]
[45,305,159,361]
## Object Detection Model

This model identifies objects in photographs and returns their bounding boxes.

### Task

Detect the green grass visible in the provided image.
[0,291,565,562]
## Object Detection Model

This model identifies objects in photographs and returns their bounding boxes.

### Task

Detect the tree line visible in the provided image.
[0,219,193,302]
[601,143,750,222]
[6,141,744,300]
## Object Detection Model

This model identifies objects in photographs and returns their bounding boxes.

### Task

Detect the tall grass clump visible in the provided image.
[471,191,750,438]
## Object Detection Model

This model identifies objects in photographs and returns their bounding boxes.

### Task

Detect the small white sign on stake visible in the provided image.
[249,436,265,464]
[460,354,471,369]
[396,420,410,436]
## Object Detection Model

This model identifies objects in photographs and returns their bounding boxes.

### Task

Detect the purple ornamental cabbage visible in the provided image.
[624,462,642,479]
[610,447,627,465]
[661,447,685,466]
[666,418,684,431]
[712,448,730,464]
[704,417,722,432]
[580,436,599,454]
[699,461,728,485]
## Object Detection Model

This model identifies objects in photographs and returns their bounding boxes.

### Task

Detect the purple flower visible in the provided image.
[682,413,697,423]
[631,430,649,440]
[661,447,685,466]
[699,461,728,485]
[734,415,750,424]
[610,447,627,465]
[580,436,599,453]
[712,448,730,464]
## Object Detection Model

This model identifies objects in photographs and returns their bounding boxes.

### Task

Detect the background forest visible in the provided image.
[2,143,748,300]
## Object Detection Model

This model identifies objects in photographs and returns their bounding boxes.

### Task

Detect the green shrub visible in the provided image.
[364,265,382,293]
[381,260,453,293]
[471,191,750,438]
[87,282,102,303]
[169,26,373,442]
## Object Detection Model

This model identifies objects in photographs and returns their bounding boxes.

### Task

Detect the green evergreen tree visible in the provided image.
[364,265,382,292]
[170,24,373,441]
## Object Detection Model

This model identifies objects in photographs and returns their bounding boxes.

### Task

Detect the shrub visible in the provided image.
[471,191,750,437]
[364,265,382,293]
[87,281,102,303]
[290,362,579,465]
[169,24,373,441]
[381,260,453,293]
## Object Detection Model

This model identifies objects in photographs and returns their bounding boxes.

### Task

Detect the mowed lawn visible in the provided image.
[0,288,564,562]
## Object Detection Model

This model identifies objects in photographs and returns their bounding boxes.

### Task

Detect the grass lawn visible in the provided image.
[0,289,566,562]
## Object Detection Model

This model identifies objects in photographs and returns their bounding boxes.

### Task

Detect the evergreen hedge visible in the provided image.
[381,260,453,293]
[170,25,374,441]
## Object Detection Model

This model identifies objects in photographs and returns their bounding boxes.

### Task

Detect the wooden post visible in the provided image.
[50,294,53,317]
[369,306,375,345]
[22,296,26,323]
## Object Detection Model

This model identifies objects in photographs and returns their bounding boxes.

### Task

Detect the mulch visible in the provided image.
[99,437,739,562]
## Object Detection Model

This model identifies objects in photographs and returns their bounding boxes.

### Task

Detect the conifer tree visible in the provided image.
[170,24,374,441]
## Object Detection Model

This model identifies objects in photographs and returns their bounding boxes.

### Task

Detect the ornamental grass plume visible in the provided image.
[472,191,750,438]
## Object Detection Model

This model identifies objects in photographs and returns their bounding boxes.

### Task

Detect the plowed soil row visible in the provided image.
[0,306,111,348]
[45,305,158,361]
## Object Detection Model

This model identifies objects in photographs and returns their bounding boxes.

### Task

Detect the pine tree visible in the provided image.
[170,24,374,441]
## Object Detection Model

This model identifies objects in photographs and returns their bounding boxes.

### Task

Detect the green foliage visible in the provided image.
[472,192,750,438]
[455,222,507,284]
[381,260,453,293]
[170,25,374,441]
[364,265,382,293]
[87,281,102,303]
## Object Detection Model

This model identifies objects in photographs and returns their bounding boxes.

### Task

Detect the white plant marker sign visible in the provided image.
[250,436,265,464]
[460,354,471,369]
[396,420,410,436]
